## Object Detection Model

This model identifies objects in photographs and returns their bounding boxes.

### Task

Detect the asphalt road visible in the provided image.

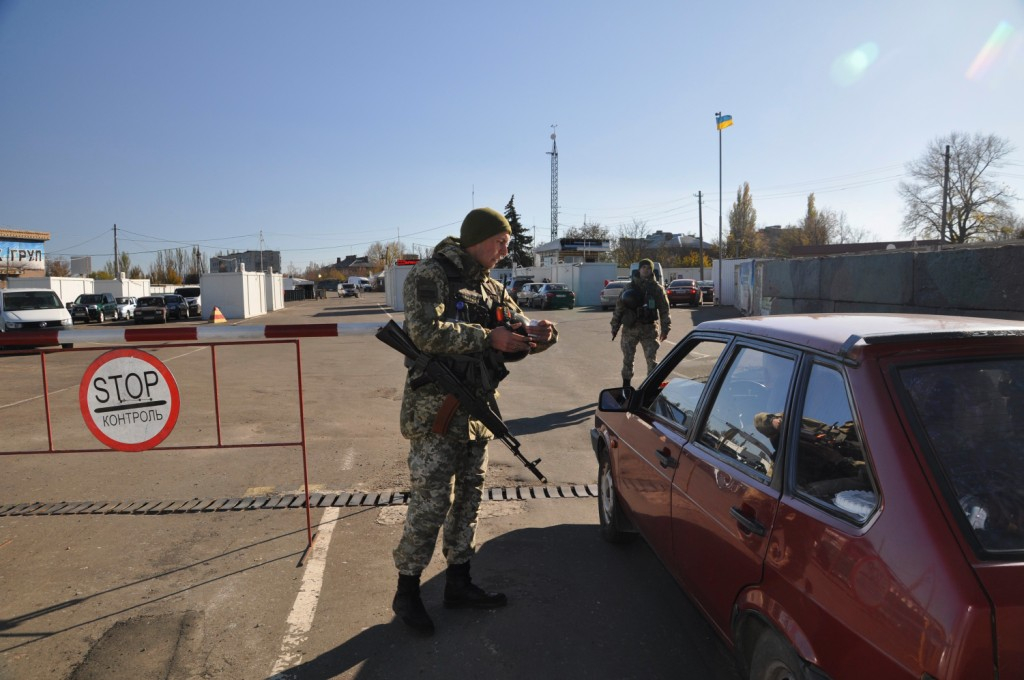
[0,293,745,680]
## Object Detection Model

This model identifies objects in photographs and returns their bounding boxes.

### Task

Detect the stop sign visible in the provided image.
[79,348,181,452]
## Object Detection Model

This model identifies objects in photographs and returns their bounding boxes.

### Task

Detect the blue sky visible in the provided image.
[2,0,1022,273]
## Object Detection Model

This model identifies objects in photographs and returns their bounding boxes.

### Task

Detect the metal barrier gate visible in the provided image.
[0,322,380,551]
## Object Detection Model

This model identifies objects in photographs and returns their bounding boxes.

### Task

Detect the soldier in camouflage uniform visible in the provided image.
[610,258,670,389]
[392,207,557,635]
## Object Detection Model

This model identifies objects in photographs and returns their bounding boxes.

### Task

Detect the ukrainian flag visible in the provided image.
[716,114,733,130]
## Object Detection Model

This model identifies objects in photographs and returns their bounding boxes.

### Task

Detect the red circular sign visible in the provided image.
[79,349,180,452]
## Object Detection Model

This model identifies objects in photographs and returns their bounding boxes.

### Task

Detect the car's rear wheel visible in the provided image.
[598,451,637,544]
[750,629,803,680]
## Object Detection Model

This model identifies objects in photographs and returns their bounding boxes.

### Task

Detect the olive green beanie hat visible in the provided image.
[461,207,512,248]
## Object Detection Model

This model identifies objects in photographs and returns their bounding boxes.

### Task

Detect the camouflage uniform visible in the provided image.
[394,237,555,576]
[610,273,670,386]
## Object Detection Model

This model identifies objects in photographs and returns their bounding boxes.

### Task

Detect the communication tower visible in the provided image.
[547,125,558,241]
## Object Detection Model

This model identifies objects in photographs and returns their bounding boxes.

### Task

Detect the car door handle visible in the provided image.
[655,447,678,469]
[729,507,766,537]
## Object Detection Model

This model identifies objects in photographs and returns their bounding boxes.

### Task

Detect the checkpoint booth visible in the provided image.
[384,259,420,311]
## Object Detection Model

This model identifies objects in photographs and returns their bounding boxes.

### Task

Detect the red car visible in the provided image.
[666,278,702,307]
[591,313,1024,679]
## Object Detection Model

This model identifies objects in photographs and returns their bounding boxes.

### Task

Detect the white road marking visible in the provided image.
[268,506,340,678]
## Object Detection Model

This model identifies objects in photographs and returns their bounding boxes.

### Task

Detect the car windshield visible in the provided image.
[79,294,104,303]
[138,297,164,306]
[545,284,568,291]
[116,297,131,304]
[3,290,63,310]
[604,282,624,290]
[670,280,696,288]
[898,358,1024,556]
[175,288,200,297]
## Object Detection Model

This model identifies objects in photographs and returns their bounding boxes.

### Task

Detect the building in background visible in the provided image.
[0,228,50,282]
[209,250,281,273]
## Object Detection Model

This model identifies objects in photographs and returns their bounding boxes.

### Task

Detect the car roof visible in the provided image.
[696,313,1024,357]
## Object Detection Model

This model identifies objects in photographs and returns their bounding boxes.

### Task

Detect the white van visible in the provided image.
[0,288,74,348]
[348,276,371,292]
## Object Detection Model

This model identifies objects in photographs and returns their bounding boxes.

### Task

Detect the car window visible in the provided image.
[791,363,877,523]
[697,347,795,478]
[4,291,63,310]
[545,284,568,291]
[648,339,727,432]
[898,359,1024,554]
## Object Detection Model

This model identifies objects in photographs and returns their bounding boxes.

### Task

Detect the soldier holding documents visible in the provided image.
[391,207,557,635]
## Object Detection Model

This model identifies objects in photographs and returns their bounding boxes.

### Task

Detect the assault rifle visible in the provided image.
[375,320,546,483]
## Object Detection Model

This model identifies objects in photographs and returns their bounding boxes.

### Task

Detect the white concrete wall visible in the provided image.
[95,276,150,299]
[6,276,93,304]
[385,263,416,311]
[266,271,284,311]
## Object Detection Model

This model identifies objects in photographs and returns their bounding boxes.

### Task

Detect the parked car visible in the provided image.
[160,294,190,320]
[174,286,202,316]
[115,296,137,320]
[598,281,627,311]
[0,288,74,348]
[133,296,169,324]
[506,277,534,302]
[591,313,1024,679]
[339,283,360,298]
[697,279,715,303]
[530,283,575,310]
[70,292,118,323]
[515,282,541,307]
[666,278,702,307]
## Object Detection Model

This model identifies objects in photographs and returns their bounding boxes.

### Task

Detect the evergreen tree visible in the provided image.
[498,195,533,268]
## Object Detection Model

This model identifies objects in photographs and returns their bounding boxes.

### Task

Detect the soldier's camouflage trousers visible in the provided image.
[620,322,661,384]
[393,431,489,575]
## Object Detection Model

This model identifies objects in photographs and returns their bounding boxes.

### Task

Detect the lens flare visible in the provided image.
[966,21,1014,80]
[830,42,880,86]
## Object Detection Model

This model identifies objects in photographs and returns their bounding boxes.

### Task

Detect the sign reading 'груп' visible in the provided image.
[79,349,180,452]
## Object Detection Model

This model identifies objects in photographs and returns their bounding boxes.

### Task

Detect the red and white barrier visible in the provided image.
[0,322,383,347]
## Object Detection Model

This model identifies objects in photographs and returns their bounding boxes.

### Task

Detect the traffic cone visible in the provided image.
[210,306,227,324]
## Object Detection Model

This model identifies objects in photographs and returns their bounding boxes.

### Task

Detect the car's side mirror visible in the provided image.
[598,387,632,412]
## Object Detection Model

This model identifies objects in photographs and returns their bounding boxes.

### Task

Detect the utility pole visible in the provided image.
[547,125,559,241]
[695,191,705,280]
[113,224,120,278]
[940,144,951,243]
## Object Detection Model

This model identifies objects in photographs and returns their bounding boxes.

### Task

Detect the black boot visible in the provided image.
[392,573,435,635]
[443,561,508,609]
[623,377,631,390]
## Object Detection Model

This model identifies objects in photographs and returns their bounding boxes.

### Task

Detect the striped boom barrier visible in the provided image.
[0,322,383,347]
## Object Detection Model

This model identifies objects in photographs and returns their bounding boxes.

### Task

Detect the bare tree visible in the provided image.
[366,240,406,268]
[563,221,611,240]
[46,257,71,277]
[727,182,758,257]
[613,219,650,266]
[898,132,1019,243]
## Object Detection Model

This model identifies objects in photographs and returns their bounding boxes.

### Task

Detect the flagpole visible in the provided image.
[716,111,723,300]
